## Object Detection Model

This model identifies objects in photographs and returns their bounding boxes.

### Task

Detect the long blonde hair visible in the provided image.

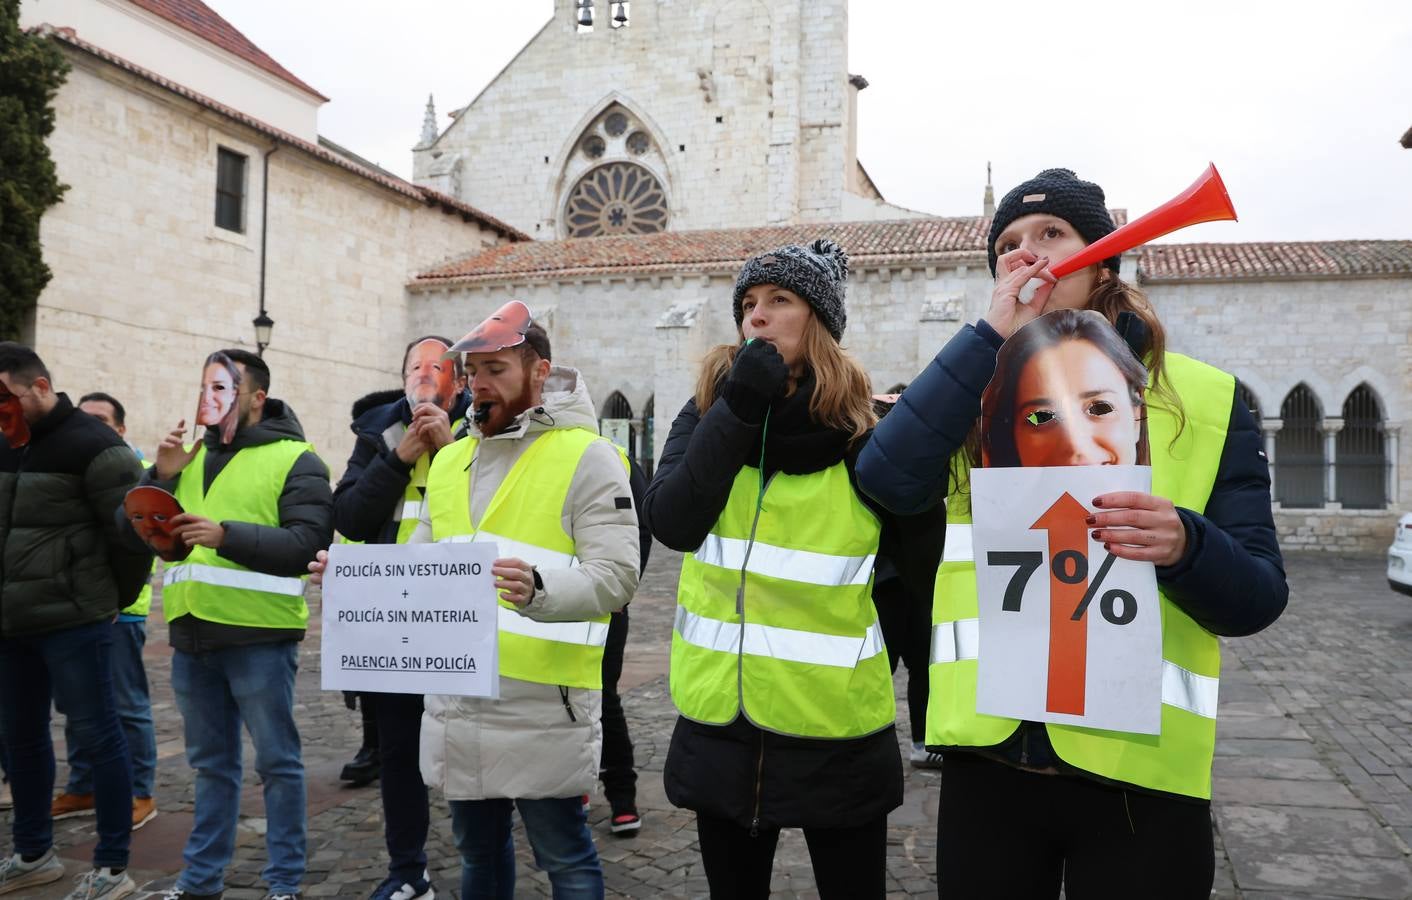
[694,313,876,442]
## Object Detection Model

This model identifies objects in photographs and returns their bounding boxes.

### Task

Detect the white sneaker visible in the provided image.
[909,742,944,770]
[64,867,136,900]
[0,849,65,895]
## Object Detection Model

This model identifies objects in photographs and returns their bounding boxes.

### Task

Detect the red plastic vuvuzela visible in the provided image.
[1048,163,1238,278]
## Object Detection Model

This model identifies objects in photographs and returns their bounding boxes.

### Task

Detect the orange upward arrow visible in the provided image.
[1032,491,1090,716]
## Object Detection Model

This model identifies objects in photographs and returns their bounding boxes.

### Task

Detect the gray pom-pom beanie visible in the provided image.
[732,239,850,341]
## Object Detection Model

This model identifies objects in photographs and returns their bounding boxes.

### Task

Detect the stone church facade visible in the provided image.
[410,1,1412,553]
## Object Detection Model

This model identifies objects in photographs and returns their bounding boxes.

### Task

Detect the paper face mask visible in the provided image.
[0,382,29,449]
[124,485,191,562]
[196,353,242,445]
[447,300,533,357]
[980,309,1148,468]
[404,339,457,409]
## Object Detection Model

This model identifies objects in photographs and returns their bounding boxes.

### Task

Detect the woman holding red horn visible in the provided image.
[643,240,943,899]
[855,168,1288,899]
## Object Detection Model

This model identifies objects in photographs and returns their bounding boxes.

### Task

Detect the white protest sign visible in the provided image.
[321,541,500,698]
[970,465,1162,734]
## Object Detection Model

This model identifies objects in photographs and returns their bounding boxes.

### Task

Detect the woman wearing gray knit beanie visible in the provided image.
[641,240,944,899]
[856,169,1286,898]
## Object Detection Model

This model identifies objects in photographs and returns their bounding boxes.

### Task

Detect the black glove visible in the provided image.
[721,339,790,423]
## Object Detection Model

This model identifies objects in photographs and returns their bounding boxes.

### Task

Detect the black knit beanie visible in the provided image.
[987,168,1120,276]
[732,239,849,341]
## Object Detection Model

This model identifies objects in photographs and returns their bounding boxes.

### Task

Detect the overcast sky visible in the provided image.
[209,0,1412,243]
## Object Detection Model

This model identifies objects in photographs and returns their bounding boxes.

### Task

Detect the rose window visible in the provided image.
[564,162,669,238]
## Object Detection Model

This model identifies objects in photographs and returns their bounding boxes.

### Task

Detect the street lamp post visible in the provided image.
[253,311,274,358]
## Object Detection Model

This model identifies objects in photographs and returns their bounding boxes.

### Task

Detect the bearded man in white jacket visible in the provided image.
[315,301,639,899]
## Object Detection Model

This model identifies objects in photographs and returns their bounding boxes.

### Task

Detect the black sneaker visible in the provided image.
[609,809,642,836]
[159,889,223,900]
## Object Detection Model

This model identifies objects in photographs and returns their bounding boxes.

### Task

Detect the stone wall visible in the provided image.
[34,52,497,478]
[1149,275,1412,554]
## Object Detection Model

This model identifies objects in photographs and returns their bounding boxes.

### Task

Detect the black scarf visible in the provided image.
[747,370,854,478]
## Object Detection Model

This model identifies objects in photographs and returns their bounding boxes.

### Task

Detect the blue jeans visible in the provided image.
[64,619,157,798]
[171,642,305,895]
[449,797,603,900]
[0,620,132,868]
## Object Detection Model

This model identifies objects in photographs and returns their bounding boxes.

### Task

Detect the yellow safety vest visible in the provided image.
[123,459,155,618]
[672,461,893,739]
[163,441,318,630]
[393,417,464,544]
[927,352,1234,799]
[425,428,620,690]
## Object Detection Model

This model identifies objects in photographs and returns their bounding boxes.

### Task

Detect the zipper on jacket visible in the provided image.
[559,685,577,722]
[749,728,765,837]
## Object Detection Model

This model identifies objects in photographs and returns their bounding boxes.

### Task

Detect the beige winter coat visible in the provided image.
[413,367,640,800]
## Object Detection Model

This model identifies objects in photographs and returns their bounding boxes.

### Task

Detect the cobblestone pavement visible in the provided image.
[4,550,1410,898]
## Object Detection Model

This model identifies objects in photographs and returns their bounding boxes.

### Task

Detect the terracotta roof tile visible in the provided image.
[415,218,999,286]
[126,0,328,101]
[1138,241,1412,282]
[40,26,528,242]
[416,215,1411,288]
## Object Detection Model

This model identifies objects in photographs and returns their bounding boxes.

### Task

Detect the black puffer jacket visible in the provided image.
[643,374,944,830]
[130,398,333,652]
[0,394,151,637]
[332,388,471,545]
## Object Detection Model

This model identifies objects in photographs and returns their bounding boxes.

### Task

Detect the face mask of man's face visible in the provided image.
[0,376,31,448]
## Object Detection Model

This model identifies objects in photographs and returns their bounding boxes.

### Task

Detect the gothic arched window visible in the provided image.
[1275,384,1323,508]
[599,390,635,458]
[1236,382,1261,423]
[560,104,671,238]
[1336,384,1385,509]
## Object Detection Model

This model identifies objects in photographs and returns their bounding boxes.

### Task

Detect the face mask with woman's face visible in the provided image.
[739,283,810,371]
[1009,338,1143,467]
[196,356,246,445]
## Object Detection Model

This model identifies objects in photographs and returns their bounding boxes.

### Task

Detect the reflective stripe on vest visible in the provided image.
[941,523,974,564]
[426,428,621,689]
[435,530,606,650]
[395,417,463,544]
[694,534,875,587]
[163,563,305,597]
[674,605,887,668]
[926,352,1235,799]
[928,614,1217,719]
[672,461,894,739]
[163,440,318,630]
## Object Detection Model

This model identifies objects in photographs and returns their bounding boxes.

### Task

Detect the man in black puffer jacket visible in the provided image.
[331,335,469,900]
[0,343,151,898]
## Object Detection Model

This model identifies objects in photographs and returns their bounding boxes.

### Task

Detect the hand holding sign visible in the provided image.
[1090,491,1188,566]
[973,466,1162,734]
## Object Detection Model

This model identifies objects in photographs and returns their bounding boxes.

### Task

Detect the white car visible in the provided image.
[1390,513,1412,597]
